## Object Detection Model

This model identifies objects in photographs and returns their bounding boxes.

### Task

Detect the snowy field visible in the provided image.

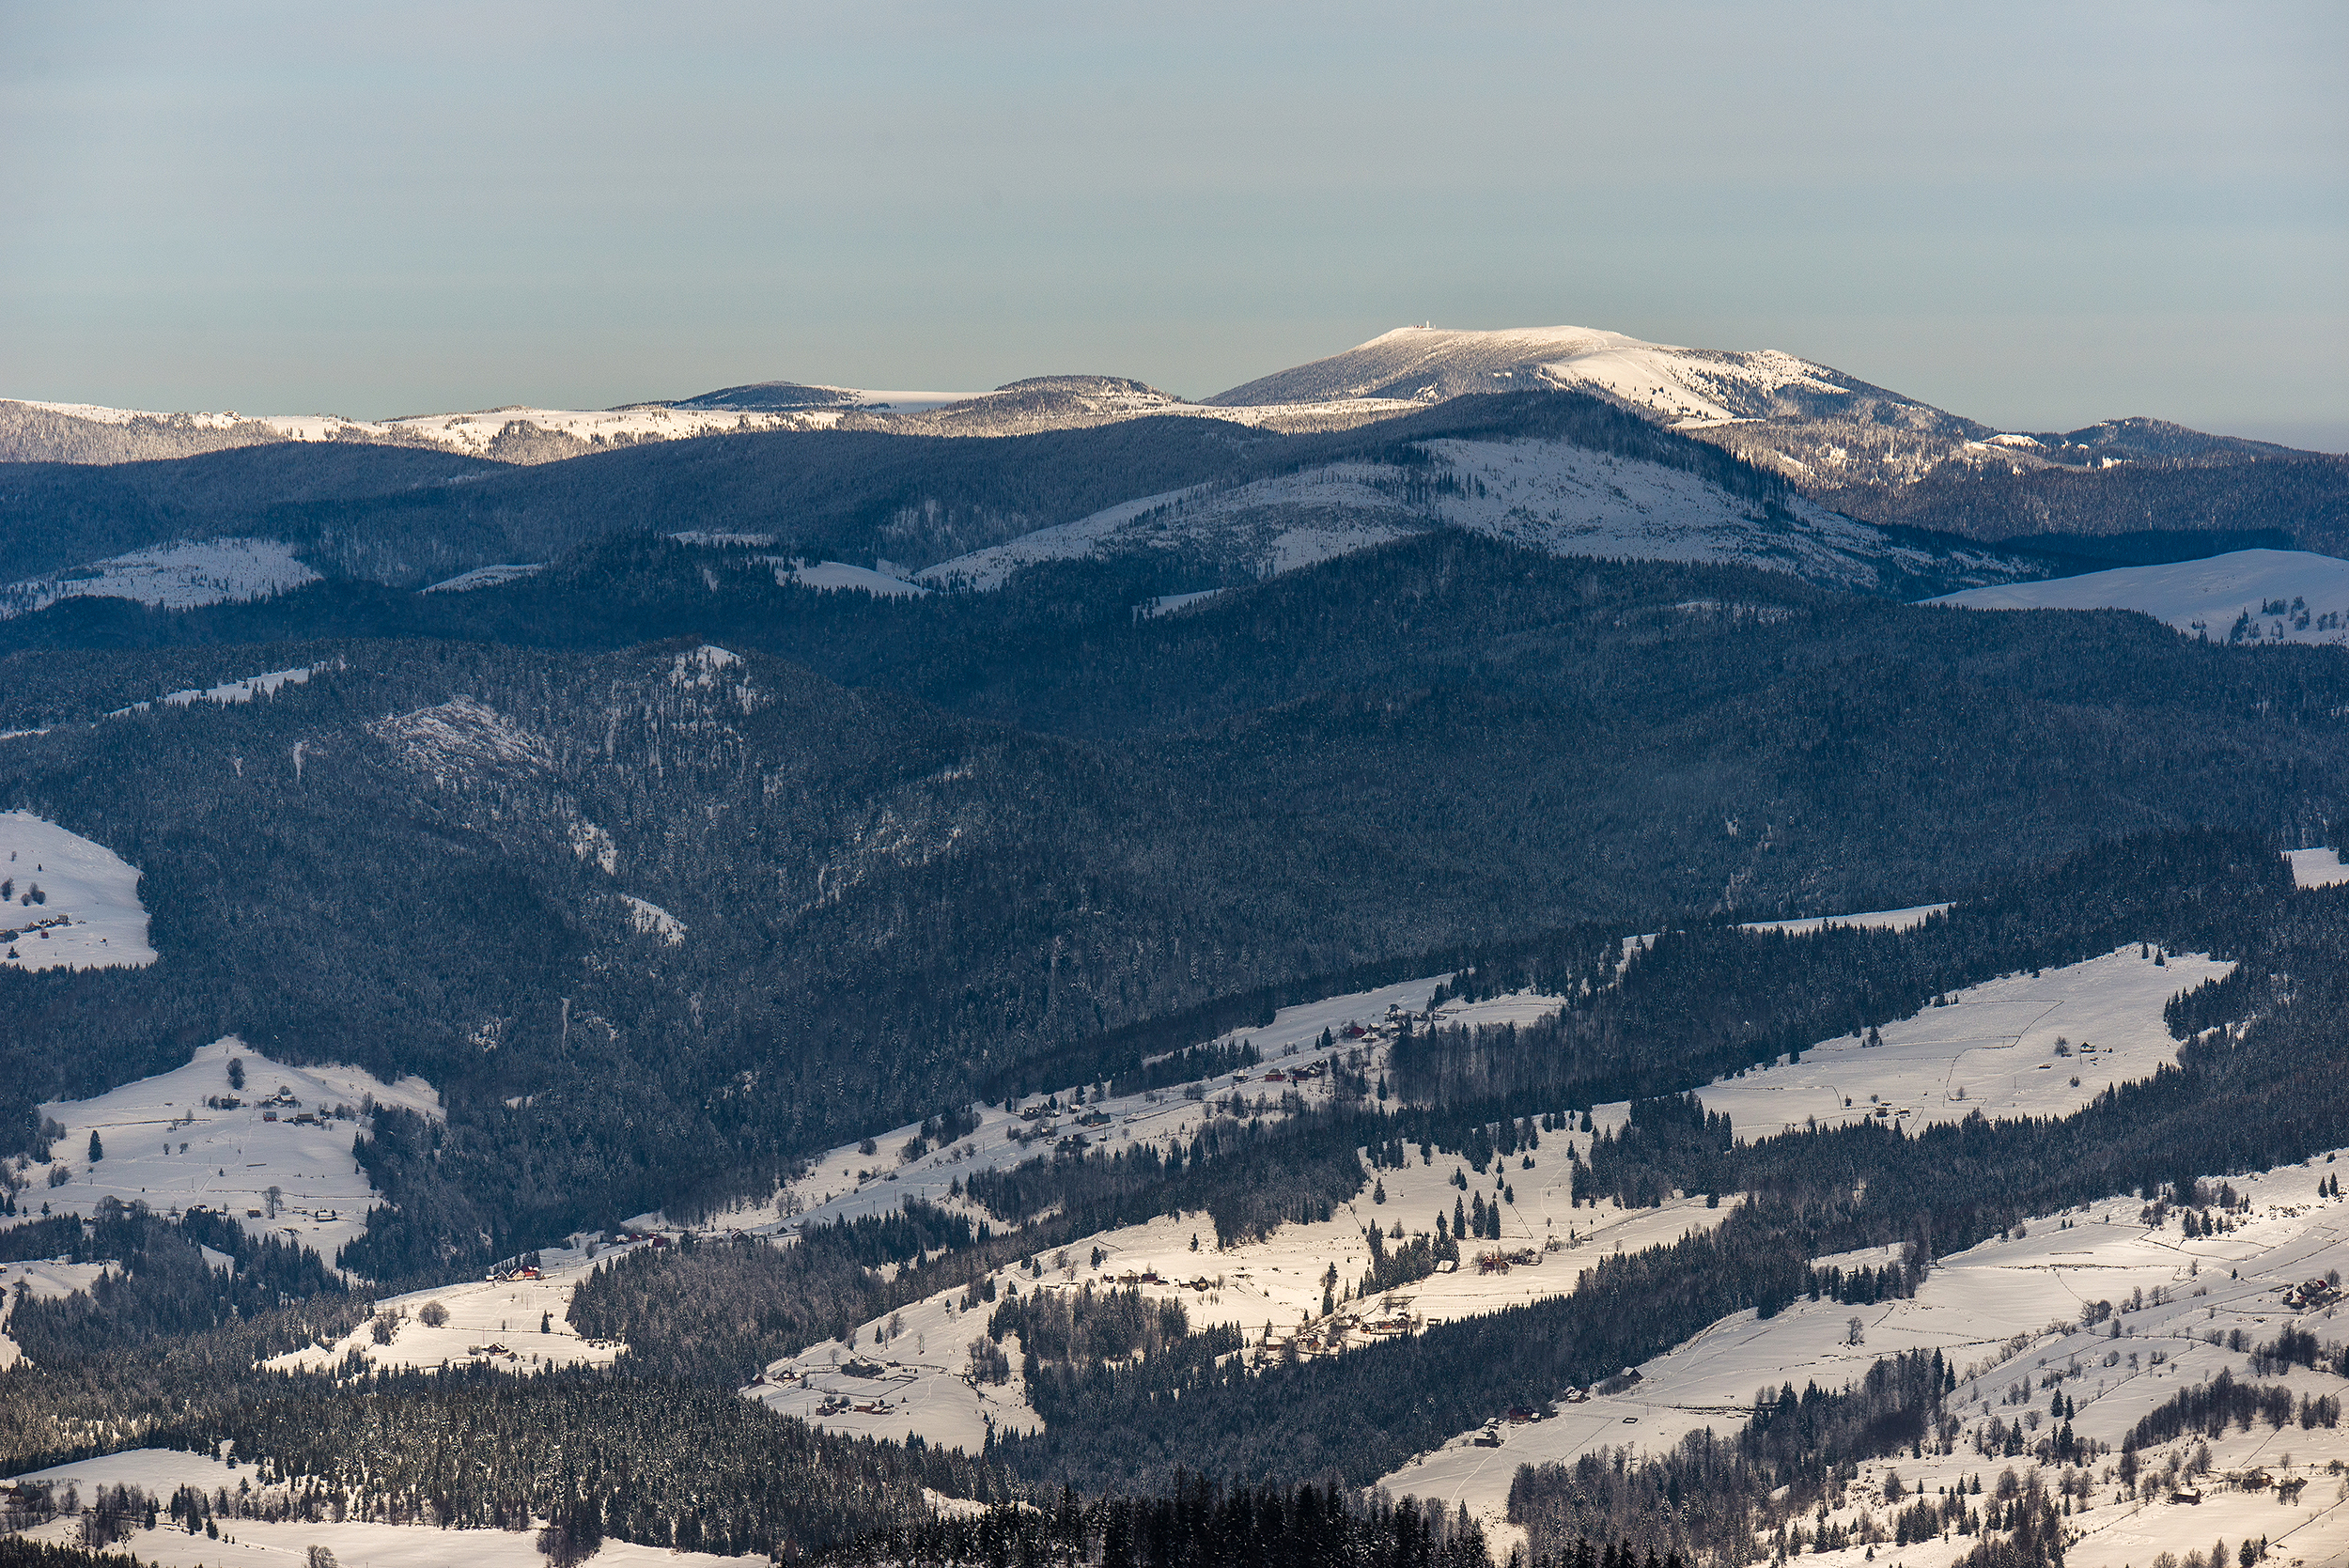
[11,1036,440,1265]
[0,1259,118,1369]
[772,559,932,597]
[0,809,157,971]
[422,562,545,592]
[0,1445,761,1568]
[725,970,1716,1451]
[1740,903,1951,937]
[1929,549,2349,647]
[695,974,1456,1238]
[264,1241,629,1377]
[1382,1152,2349,1567]
[1686,945,2230,1141]
[750,1148,1723,1453]
[111,661,334,717]
[2287,847,2349,890]
[0,537,319,618]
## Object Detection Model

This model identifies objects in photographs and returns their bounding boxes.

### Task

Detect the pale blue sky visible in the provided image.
[3,2,2342,445]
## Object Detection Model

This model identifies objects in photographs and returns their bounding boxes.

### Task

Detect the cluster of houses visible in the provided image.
[1251,1296,1424,1365]
[1475,1247,1547,1274]
[2279,1276,2342,1311]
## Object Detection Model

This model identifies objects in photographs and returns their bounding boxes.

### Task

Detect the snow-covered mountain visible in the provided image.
[0,383,985,466]
[919,430,2032,598]
[1207,324,1968,435]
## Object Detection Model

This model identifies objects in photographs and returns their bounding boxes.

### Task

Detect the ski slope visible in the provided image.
[13,1035,441,1265]
[0,810,157,971]
[1687,945,2229,1142]
[1928,549,2349,646]
[1383,1151,2349,1567]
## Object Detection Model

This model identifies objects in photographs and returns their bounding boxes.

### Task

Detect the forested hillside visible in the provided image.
[5,536,2348,1277]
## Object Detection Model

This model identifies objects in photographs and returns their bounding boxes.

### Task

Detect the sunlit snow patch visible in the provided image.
[0,537,319,619]
[0,810,156,970]
[1739,902,1951,937]
[1926,548,2349,645]
[108,660,336,718]
[1138,589,1225,618]
[774,559,931,598]
[669,644,743,687]
[2287,846,2349,889]
[622,894,686,945]
[423,562,545,593]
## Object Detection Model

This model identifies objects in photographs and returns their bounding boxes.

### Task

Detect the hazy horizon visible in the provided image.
[4,3,2341,448]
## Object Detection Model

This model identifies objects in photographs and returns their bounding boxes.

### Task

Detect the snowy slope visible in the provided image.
[1740,902,1951,937]
[917,437,2028,595]
[0,810,157,970]
[2287,847,2349,889]
[0,537,319,618]
[14,1035,441,1265]
[1206,325,1959,435]
[1926,548,2349,645]
[773,559,933,597]
[1382,1153,2349,1568]
[0,1260,119,1369]
[2,388,984,461]
[423,561,545,592]
[110,660,335,717]
[264,1243,629,1377]
[0,1445,763,1568]
[1688,945,2227,1142]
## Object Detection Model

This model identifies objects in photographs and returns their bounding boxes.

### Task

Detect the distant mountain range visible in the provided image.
[2,323,2343,624]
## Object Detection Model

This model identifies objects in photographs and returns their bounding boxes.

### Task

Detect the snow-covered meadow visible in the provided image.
[263,1248,628,1377]
[772,559,931,597]
[1383,1154,2349,1568]
[12,1036,440,1263]
[0,810,157,971]
[0,1442,763,1568]
[1687,945,2230,1142]
[1929,549,2349,647]
[0,537,319,618]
